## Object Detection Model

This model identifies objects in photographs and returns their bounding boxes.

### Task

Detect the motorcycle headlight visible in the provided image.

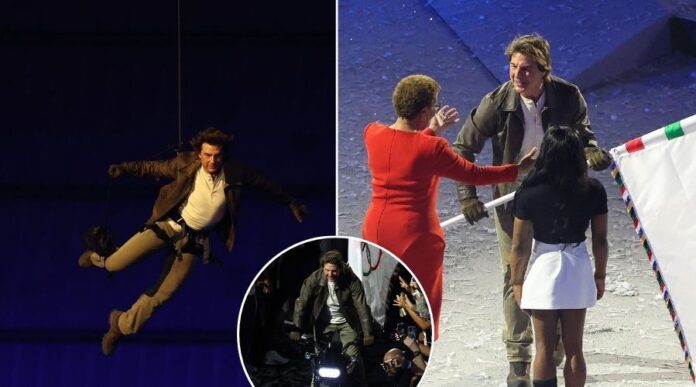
[317,367,341,379]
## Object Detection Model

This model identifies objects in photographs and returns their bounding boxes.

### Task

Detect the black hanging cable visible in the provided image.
[150,0,184,158]
[87,1,184,275]
[176,0,183,152]
[100,2,183,224]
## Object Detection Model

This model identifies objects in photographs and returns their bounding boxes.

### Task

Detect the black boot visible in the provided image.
[532,377,558,387]
[83,225,117,257]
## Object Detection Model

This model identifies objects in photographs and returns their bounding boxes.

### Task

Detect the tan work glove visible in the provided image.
[289,201,309,223]
[585,147,611,171]
[289,331,301,341]
[459,197,488,225]
[363,335,375,346]
[108,164,124,178]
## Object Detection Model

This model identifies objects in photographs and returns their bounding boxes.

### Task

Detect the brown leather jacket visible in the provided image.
[293,265,373,336]
[453,76,599,213]
[115,151,297,253]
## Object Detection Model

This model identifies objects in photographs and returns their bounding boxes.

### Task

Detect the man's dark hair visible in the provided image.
[190,127,234,154]
[505,33,552,82]
[319,249,346,270]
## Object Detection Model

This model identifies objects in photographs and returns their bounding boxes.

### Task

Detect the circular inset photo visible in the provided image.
[237,236,434,386]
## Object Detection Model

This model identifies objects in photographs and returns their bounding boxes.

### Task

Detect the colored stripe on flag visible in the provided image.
[625,137,645,153]
[665,121,685,140]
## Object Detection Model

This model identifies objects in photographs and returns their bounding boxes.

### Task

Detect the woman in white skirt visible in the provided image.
[510,126,608,387]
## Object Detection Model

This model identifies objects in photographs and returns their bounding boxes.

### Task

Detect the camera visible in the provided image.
[393,322,407,341]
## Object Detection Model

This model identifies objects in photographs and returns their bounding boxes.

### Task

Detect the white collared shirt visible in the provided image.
[518,92,546,178]
[179,167,227,231]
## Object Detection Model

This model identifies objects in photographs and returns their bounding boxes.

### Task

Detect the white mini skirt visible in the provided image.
[520,240,597,310]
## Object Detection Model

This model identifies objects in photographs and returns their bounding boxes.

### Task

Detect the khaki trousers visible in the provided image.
[103,221,196,335]
[319,321,366,386]
[495,210,534,362]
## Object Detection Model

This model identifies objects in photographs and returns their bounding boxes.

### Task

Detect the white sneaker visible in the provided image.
[263,350,289,365]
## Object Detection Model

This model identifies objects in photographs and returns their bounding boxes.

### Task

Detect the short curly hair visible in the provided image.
[190,127,234,154]
[505,33,552,82]
[392,74,441,120]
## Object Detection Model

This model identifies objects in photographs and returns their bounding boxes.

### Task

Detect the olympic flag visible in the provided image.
[348,239,397,326]
[610,114,696,383]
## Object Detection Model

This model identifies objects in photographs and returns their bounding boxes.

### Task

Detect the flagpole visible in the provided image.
[440,160,596,228]
[440,191,515,228]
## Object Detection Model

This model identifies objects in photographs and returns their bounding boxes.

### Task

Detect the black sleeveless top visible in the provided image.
[514,178,607,244]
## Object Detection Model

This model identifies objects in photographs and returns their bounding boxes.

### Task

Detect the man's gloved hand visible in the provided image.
[459,197,488,225]
[289,331,301,341]
[108,164,124,178]
[363,335,375,346]
[585,146,611,171]
[289,201,309,223]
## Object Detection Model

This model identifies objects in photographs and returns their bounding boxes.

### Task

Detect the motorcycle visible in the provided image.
[300,332,357,387]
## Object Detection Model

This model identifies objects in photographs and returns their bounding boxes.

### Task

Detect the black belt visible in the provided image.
[169,210,206,237]
[170,209,187,226]
[160,210,219,264]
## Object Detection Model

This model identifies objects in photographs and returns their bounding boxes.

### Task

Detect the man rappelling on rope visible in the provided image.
[77,127,308,355]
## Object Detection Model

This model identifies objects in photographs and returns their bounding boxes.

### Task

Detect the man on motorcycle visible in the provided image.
[290,250,375,386]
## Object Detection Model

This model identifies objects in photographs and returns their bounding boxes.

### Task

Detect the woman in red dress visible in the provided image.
[362,74,536,340]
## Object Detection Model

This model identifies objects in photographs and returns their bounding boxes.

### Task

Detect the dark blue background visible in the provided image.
[0,1,334,386]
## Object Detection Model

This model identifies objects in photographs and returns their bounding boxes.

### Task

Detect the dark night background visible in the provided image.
[0,1,335,386]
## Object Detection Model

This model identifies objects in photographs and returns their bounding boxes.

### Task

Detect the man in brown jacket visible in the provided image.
[290,250,374,386]
[78,127,306,356]
[452,34,611,386]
